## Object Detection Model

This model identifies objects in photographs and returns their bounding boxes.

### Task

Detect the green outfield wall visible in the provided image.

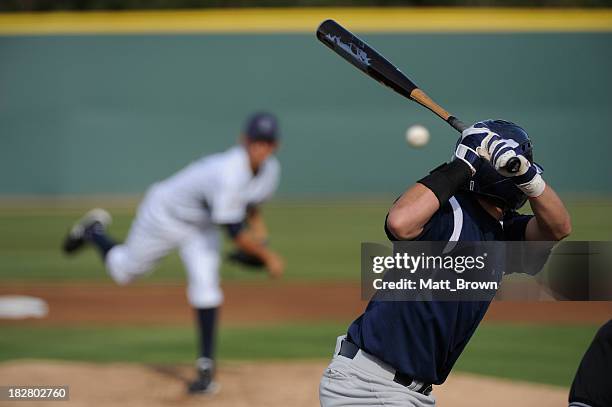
[1,30,611,196]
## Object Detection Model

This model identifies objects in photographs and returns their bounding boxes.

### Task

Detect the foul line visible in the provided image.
[0,8,611,35]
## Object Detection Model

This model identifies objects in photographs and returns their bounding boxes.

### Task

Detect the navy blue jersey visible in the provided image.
[347,191,532,385]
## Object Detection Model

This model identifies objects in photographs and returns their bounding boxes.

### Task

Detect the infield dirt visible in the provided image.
[0,360,567,407]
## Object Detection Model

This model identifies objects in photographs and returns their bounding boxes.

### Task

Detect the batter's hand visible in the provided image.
[265,252,285,279]
[476,124,546,197]
[455,125,494,174]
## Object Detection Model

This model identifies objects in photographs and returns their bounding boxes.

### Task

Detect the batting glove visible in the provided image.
[454,125,495,174]
[480,133,546,198]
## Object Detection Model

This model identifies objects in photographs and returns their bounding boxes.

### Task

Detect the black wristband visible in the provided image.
[417,160,471,206]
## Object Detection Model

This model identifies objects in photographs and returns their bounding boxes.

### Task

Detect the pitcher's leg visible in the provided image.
[105,211,176,285]
[63,208,114,257]
[63,196,178,286]
[179,230,223,309]
[179,230,222,394]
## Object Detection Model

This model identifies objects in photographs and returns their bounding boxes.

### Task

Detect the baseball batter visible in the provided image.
[319,120,572,406]
[63,112,284,394]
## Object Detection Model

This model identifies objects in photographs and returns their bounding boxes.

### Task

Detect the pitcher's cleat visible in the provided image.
[187,357,220,395]
[187,377,220,395]
[62,208,112,254]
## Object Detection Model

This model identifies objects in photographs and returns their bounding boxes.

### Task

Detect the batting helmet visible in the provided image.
[462,119,543,210]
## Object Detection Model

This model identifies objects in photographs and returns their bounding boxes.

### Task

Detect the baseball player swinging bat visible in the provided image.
[316,19,521,174]
[316,19,572,407]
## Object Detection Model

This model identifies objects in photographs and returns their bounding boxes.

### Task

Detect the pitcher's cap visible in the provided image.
[244,112,279,142]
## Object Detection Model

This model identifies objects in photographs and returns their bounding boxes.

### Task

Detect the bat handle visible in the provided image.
[447,116,521,174]
[447,116,468,133]
[504,157,522,174]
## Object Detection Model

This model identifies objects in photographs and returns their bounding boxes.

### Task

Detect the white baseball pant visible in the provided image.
[105,186,223,308]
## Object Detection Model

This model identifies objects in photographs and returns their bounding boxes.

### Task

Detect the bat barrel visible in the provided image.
[316,20,521,175]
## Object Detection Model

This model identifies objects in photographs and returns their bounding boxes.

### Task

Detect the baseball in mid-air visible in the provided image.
[405,125,430,148]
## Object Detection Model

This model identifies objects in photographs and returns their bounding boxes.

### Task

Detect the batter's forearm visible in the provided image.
[525,185,571,241]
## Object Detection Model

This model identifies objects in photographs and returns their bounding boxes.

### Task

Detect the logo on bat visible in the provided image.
[324,34,371,67]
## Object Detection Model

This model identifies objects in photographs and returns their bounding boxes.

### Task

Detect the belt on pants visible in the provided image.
[338,339,433,395]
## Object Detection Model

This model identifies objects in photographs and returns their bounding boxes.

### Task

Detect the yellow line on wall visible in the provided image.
[0,8,611,35]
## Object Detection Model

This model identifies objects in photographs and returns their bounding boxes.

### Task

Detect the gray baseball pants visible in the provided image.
[319,336,436,407]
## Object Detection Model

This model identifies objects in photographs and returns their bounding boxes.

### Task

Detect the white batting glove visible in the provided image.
[481,133,546,198]
[455,125,499,174]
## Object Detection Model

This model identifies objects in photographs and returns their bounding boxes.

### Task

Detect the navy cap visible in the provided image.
[244,112,279,142]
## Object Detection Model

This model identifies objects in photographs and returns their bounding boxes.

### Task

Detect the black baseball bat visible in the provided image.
[316,19,521,174]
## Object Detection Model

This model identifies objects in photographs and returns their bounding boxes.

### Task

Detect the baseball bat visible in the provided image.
[316,19,521,174]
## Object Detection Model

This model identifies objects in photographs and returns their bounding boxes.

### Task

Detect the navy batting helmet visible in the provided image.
[462,119,543,210]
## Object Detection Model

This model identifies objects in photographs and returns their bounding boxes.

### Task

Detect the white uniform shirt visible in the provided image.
[152,145,280,227]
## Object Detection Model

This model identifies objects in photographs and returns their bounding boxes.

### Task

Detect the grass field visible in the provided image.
[1,198,611,282]
[0,198,609,390]
[0,322,598,387]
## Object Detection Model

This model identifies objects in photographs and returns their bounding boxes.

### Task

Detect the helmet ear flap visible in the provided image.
[520,141,533,162]
[465,157,528,211]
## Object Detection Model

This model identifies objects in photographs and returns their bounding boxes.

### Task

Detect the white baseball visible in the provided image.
[405,125,430,148]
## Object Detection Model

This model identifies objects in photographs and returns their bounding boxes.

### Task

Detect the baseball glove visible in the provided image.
[227,250,265,269]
